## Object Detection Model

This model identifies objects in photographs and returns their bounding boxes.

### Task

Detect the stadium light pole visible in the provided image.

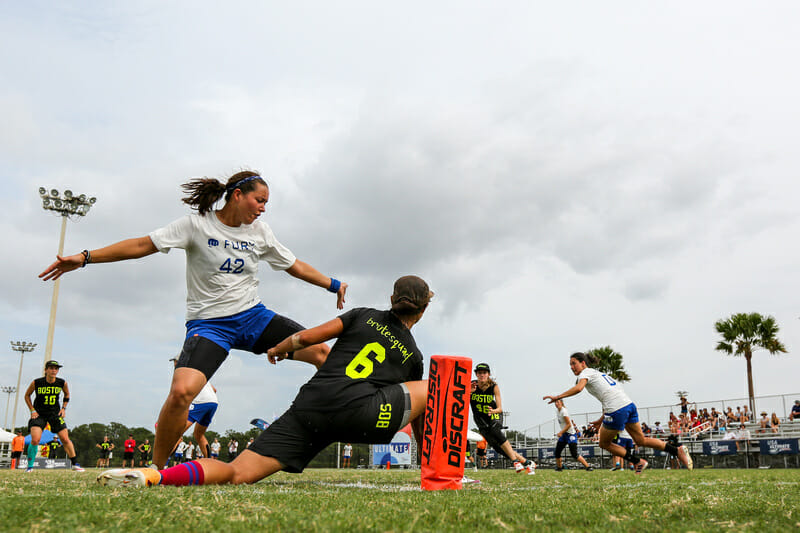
[39,187,96,367]
[2,386,16,430]
[10,341,37,432]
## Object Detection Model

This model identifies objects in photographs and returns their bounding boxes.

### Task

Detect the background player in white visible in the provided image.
[39,171,348,470]
[209,438,221,459]
[544,352,693,473]
[342,443,353,468]
[552,399,593,472]
[610,429,635,471]
[170,356,219,459]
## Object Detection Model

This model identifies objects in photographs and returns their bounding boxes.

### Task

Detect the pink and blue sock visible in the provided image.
[158,460,205,486]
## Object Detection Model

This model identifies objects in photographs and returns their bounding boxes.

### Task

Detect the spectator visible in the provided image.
[770,413,781,434]
[757,412,770,434]
[717,414,728,435]
[209,438,221,459]
[184,440,194,462]
[678,396,690,417]
[11,430,25,470]
[653,421,665,435]
[789,400,800,421]
[668,412,680,434]
[736,423,751,440]
[122,434,136,468]
[741,405,750,423]
[734,423,751,451]
[725,407,737,422]
[228,439,238,461]
[641,422,651,435]
[735,406,742,422]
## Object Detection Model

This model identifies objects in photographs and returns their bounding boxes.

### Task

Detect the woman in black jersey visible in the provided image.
[23,360,84,471]
[470,363,535,474]
[98,276,434,487]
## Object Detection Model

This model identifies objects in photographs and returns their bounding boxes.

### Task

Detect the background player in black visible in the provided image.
[470,363,534,474]
[96,436,114,468]
[138,439,152,466]
[98,276,434,487]
[23,360,84,471]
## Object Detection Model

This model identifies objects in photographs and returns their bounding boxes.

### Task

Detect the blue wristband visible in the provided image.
[328,278,341,293]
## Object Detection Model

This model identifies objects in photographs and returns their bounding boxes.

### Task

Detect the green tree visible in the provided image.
[715,312,787,413]
[586,346,631,382]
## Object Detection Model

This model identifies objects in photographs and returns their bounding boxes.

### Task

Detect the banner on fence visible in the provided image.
[16,458,72,469]
[702,440,738,455]
[759,438,799,455]
[373,424,413,466]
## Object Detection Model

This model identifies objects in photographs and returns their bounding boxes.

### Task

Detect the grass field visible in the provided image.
[1,467,797,532]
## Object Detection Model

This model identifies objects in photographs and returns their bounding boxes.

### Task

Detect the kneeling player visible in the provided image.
[98,277,432,487]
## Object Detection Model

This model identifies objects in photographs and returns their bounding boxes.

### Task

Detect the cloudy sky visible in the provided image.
[2,2,799,438]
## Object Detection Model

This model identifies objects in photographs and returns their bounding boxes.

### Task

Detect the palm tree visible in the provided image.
[586,346,631,383]
[714,312,787,413]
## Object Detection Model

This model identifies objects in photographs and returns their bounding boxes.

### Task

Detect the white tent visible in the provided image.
[0,429,16,443]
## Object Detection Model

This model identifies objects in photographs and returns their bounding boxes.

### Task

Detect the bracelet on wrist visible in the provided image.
[81,250,91,267]
[327,278,341,293]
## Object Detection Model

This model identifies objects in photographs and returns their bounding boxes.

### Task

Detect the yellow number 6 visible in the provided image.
[345,342,386,379]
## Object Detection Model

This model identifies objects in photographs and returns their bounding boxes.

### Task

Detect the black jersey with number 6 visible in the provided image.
[292,308,424,412]
[33,377,65,415]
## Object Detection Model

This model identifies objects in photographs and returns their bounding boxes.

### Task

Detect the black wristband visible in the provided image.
[81,250,91,267]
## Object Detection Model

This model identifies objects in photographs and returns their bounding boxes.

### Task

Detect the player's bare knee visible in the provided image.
[166,386,197,408]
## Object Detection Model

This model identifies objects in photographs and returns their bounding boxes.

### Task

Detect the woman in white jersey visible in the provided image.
[552,399,592,472]
[39,171,347,470]
[543,352,693,473]
[169,356,219,459]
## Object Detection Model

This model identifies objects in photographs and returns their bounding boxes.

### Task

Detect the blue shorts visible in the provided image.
[185,303,276,352]
[613,436,634,449]
[557,433,578,445]
[188,402,218,427]
[603,403,639,431]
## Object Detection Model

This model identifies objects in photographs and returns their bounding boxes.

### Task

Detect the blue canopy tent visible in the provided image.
[24,429,55,445]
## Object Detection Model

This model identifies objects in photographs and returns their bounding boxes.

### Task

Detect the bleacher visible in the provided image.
[506,393,800,469]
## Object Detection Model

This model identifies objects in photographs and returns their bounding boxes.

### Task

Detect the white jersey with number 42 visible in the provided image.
[576,367,631,414]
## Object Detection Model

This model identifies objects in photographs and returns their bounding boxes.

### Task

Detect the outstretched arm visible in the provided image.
[285,259,348,309]
[543,379,588,404]
[39,236,159,281]
[266,318,344,363]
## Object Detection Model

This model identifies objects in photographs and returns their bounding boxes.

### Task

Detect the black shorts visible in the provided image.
[251,314,306,355]
[124,451,134,460]
[476,448,486,457]
[99,450,110,459]
[249,383,411,473]
[28,413,66,433]
[477,423,508,456]
[177,314,305,380]
[11,451,22,459]
[140,452,149,460]
[554,439,580,459]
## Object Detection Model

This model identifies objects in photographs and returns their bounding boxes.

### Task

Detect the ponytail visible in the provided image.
[181,170,266,215]
[570,352,599,367]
